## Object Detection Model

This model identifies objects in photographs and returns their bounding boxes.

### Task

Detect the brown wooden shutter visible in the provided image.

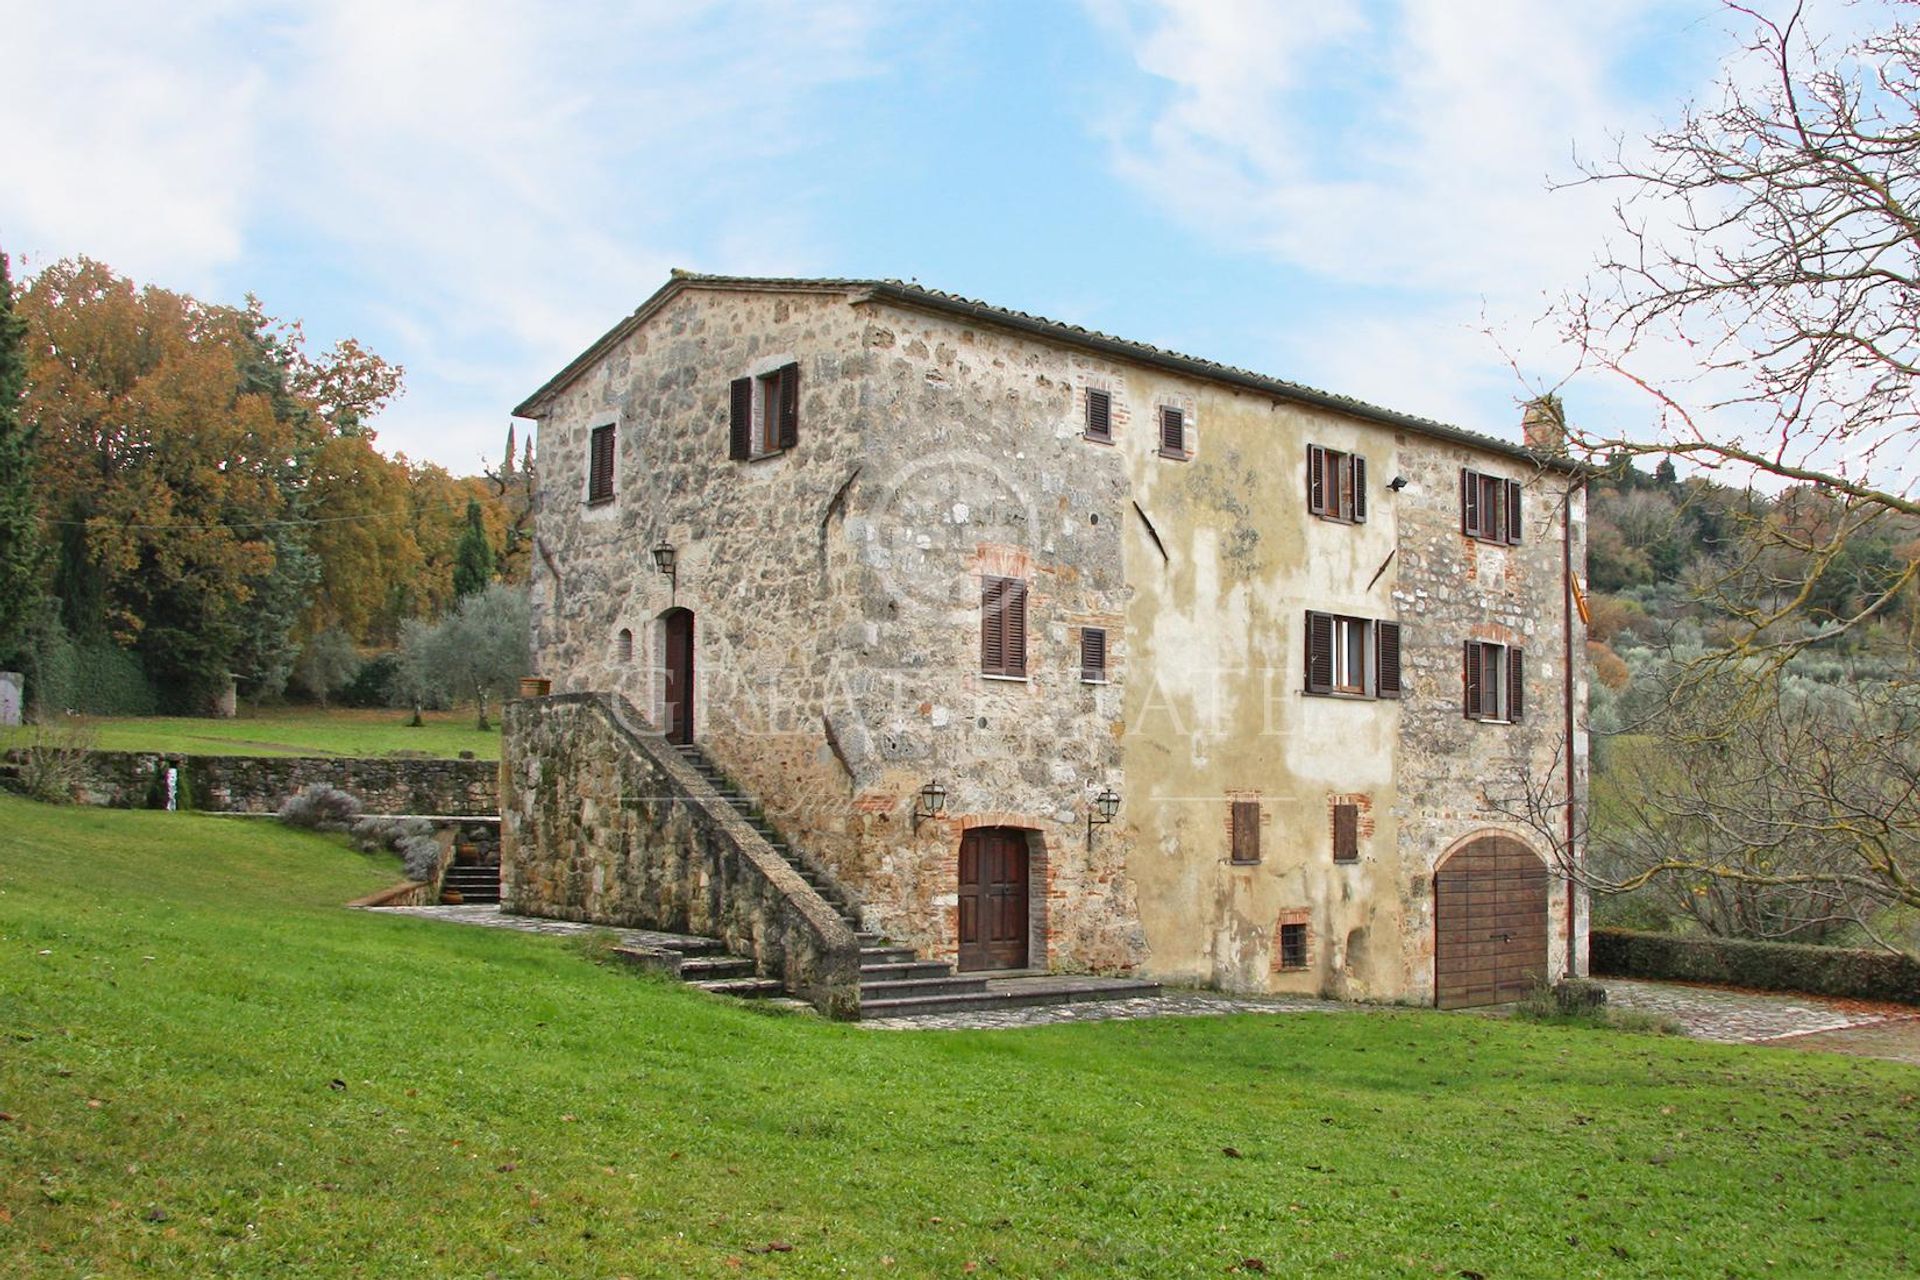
[1505,478,1522,544]
[1086,389,1112,441]
[1352,454,1367,522]
[1464,640,1482,719]
[1333,803,1359,862]
[776,363,800,449]
[1004,579,1028,677]
[588,424,615,503]
[981,577,1004,674]
[1080,627,1107,682]
[1461,468,1476,536]
[1507,646,1524,721]
[1231,799,1261,863]
[729,377,752,460]
[1307,445,1326,514]
[1375,621,1401,698]
[1305,611,1334,694]
[1159,407,1185,457]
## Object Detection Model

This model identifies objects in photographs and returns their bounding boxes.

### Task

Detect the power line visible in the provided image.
[38,485,529,534]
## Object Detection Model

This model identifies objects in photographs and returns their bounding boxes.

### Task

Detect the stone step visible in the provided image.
[678,956,756,980]
[860,945,918,965]
[691,976,788,999]
[860,960,955,982]
[859,980,1163,1021]
[860,974,991,1000]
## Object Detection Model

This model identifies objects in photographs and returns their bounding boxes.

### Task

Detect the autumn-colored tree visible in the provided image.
[0,249,43,668]
[301,435,425,642]
[18,257,404,708]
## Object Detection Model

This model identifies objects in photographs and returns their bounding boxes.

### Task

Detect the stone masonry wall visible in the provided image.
[23,750,499,815]
[501,693,861,1016]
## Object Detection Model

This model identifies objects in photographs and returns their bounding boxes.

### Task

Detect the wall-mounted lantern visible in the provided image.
[651,541,677,595]
[1387,475,1409,492]
[1087,786,1121,849]
[913,779,948,831]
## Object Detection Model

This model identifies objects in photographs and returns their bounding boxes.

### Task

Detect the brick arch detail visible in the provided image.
[1435,826,1544,874]
[947,814,1056,972]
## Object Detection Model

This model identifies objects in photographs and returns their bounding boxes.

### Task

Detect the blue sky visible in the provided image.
[0,1,1859,472]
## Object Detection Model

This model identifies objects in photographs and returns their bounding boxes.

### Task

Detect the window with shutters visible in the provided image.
[1085,388,1113,443]
[1304,611,1402,700]
[1306,445,1367,523]
[586,423,616,504]
[1461,468,1523,544]
[728,363,800,460]
[980,575,1029,679]
[1332,802,1359,863]
[1231,798,1261,864]
[1463,640,1524,722]
[1079,627,1108,683]
[1157,405,1188,459]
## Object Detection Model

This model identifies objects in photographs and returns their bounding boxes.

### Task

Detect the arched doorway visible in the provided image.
[958,827,1030,972]
[1434,834,1548,1008]
[660,608,694,745]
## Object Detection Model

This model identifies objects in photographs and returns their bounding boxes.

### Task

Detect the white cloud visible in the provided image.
[0,0,893,465]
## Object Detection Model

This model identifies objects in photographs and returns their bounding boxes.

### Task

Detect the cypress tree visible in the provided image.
[452,498,495,597]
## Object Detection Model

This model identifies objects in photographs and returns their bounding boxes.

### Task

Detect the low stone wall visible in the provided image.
[501,692,861,1017]
[12,750,500,816]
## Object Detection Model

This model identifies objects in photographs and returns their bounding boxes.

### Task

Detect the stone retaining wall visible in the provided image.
[10,749,500,816]
[501,692,861,1017]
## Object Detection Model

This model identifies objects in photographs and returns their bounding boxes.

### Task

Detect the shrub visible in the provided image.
[346,814,444,883]
[1591,928,1920,1005]
[1514,977,1681,1034]
[276,783,362,832]
[399,833,443,882]
[10,722,97,804]
[337,652,399,709]
[291,629,362,707]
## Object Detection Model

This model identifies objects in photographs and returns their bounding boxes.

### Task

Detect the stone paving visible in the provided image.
[366,903,714,952]
[861,990,1354,1031]
[1598,977,1914,1044]
[356,908,1918,1051]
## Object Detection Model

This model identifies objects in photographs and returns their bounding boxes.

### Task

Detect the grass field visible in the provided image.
[0,705,501,760]
[2,797,1916,1277]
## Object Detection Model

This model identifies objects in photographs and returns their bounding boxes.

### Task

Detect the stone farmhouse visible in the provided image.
[502,271,1589,1015]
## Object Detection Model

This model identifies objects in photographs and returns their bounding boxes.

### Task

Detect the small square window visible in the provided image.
[1278,922,1309,970]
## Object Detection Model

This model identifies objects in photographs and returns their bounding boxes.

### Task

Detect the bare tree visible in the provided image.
[1559,1,1920,659]
[1493,664,1920,959]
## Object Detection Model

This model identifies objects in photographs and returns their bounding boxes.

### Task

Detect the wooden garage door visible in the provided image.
[1435,835,1548,1009]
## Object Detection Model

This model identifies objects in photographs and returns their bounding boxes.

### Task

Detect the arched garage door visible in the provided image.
[1435,835,1548,1009]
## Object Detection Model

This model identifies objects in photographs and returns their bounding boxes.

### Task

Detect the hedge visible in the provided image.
[1591,928,1920,1006]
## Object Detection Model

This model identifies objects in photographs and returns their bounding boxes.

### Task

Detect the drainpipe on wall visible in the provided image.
[1562,475,1582,976]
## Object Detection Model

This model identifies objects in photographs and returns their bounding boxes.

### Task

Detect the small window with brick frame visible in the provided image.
[1332,802,1360,863]
[1085,388,1113,443]
[1157,406,1188,459]
[1277,922,1309,970]
[980,575,1029,679]
[1080,627,1108,683]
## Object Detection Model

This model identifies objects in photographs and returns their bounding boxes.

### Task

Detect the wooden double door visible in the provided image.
[957,827,1030,972]
[1434,835,1549,1008]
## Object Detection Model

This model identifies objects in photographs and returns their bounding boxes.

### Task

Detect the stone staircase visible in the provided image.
[440,860,500,905]
[670,741,1158,1020]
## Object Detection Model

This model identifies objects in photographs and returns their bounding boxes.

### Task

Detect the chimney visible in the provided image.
[1521,395,1567,457]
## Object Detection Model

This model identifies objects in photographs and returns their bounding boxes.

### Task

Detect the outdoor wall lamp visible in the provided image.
[651,541,677,593]
[1087,786,1121,849]
[913,779,948,831]
[1387,475,1409,492]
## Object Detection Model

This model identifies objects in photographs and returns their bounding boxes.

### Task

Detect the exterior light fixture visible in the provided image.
[651,541,677,594]
[1087,786,1121,849]
[913,779,948,831]
[1388,475,1409,492]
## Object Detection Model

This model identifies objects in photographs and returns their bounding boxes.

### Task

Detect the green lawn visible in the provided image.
[0,705,501,760]
[2,797,1915,1277]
